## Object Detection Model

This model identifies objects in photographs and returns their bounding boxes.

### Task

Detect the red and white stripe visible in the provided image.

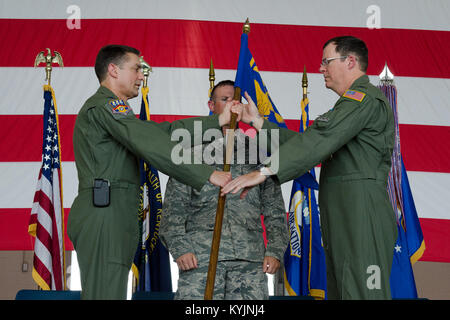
[0,0,449,262]
[29,167,64,290]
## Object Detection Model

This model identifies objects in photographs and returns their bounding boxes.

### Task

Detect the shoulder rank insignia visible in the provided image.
[109,99,130,115]
[343,90,366,102]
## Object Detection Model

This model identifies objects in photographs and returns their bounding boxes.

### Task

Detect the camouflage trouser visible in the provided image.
[175,260,268,300]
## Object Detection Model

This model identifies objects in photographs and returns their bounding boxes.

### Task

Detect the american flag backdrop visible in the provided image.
[28,86,65,290]
[0,0,449,277]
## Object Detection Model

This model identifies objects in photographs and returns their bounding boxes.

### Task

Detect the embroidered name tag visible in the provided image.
[316,108,334,122]
[109,99,130,114]
[316,115,329,122]
[343,90,366,102]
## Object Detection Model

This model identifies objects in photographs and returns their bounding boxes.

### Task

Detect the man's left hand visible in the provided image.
[262,256,280,274]
[220,170,267,198]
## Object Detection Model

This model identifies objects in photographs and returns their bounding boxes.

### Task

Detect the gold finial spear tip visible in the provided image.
[243,18,250,34]
[302,65,308,88]
[302,65,308,97]
[209,58,215,98]
[209,58,215,79]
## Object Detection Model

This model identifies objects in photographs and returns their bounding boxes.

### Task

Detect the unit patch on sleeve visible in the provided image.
[109,99,130,115]
[343,90,366,102]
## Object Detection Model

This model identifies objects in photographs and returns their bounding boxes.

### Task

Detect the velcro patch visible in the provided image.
[109,99,130,115]
[343,90,366,102]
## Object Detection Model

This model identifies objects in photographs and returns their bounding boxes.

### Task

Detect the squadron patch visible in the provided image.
[109,99,130,115]
[343,90,366,102]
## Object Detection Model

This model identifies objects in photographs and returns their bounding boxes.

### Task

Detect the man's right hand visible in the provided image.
[209,170,232,187]
[242,92,264,131]
[176,253,198,271]
[218,100,242,127]
[220,170,267,198]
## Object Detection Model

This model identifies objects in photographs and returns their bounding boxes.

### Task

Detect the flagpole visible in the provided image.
[132,56,152,293]
[209,58,215,99]
[301,66,308,131]
[32,49,66,290]
[49,85,66,291]
[302,66,315,297]
[301,66,312,293]
[204,18,249,301]
[302,66,308,100]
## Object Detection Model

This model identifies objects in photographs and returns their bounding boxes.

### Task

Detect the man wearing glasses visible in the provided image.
[222,36,398,300]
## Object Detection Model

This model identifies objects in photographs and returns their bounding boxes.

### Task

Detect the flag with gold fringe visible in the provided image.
[283,93,327,300]
[28,85,66,290]
[234,30,324,298]
[132,86,172,292]
[235,32,326,299]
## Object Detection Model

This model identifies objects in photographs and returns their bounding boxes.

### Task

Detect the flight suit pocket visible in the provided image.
[106,184,139,265]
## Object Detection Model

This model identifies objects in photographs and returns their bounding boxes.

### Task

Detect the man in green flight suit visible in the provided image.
[222,36,398,299]
[68,45,241,300]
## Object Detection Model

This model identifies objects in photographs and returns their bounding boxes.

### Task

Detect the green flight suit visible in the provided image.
[68,86,221,300]
[263,75,397,299]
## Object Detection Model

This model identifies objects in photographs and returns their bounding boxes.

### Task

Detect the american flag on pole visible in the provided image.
[28,85,66,290]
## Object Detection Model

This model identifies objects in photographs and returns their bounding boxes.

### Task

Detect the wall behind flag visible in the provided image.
[0,0,449,267]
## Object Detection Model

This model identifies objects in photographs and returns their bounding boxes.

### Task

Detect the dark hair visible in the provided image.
[323,36,368,72]
[94,44,140,83]
[210,80,235,100]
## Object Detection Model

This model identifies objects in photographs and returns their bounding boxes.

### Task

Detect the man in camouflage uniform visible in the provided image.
[222,37,398,299]
[160,81,288,300]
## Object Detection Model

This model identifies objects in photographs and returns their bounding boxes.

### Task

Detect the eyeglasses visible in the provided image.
[321,56,348,67]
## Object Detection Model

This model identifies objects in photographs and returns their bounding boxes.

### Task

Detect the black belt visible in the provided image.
[78,180,137,191]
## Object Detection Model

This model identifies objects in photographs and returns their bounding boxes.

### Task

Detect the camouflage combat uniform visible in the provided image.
[160,130,289,300]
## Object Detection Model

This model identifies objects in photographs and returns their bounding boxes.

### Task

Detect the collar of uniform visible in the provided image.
[349,74,369,89]
[97,86,132,112]
[97,85,119,100]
